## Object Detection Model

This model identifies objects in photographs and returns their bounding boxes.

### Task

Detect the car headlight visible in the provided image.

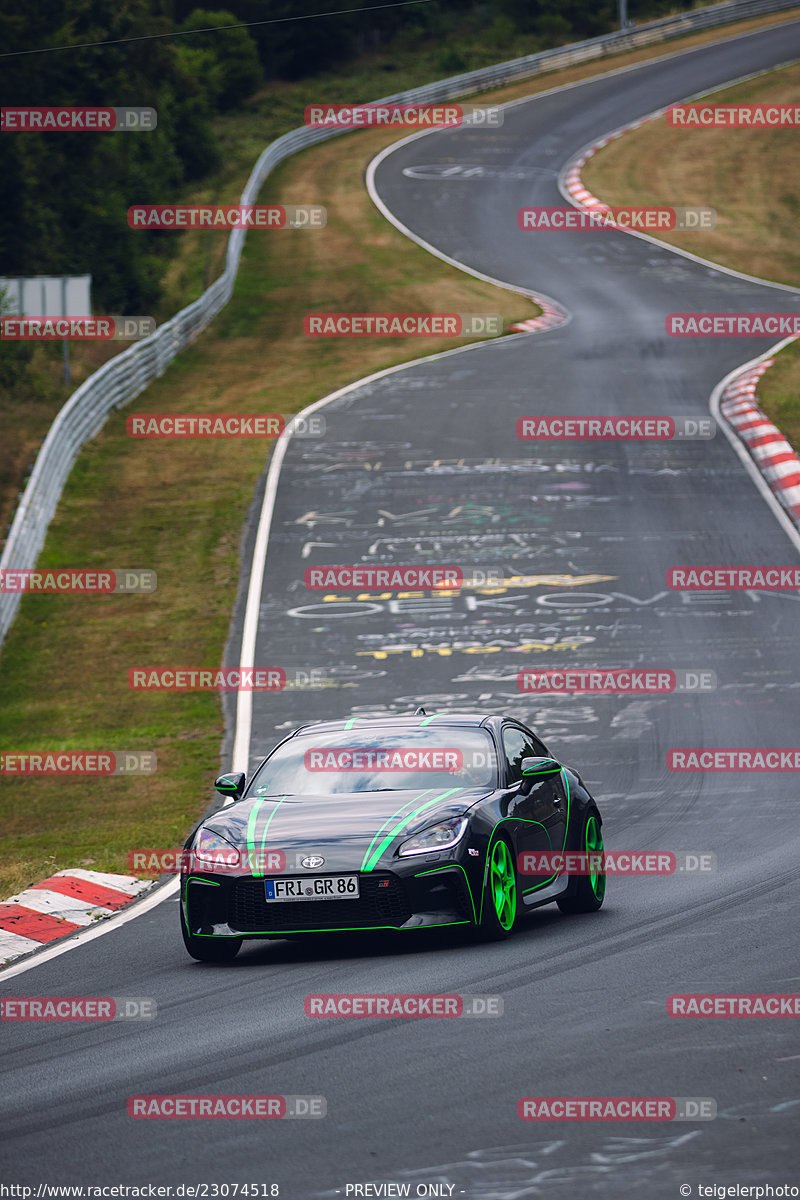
[193,827,240,866]
[398,817,468,857]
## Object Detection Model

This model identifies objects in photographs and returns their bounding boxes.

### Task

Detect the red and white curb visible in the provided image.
[719,357,800,528]
[0,869,152,964]
[561,113,660,213]
[509,295,569,334]
[560,120,800,530]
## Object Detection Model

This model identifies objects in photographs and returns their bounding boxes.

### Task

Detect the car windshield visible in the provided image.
[249,727,498,795]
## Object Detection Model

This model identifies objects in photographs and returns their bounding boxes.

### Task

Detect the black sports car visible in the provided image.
[180,710,605,960]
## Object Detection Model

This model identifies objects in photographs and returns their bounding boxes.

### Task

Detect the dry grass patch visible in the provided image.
[757,338,800,453]
[582,61,800,448]
[582,64,800,286]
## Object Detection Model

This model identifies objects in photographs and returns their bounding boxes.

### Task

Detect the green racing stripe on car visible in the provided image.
[361,788,463,873]
[246,800,264,858]
[246,796,287,878]
[359,791,433,872]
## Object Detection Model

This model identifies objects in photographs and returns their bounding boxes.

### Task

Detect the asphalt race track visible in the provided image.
[3,20,800,1198]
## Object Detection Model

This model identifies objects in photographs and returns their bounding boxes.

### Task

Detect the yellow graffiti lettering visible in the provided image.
[319,574,616,602]
[355,639,591,660]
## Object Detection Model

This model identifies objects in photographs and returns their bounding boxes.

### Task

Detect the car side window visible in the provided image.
[502,724,550,784]
[501,726,530,783]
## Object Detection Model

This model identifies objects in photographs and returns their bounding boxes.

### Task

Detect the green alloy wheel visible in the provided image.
[478,838,518,940]
[557,810,606,914]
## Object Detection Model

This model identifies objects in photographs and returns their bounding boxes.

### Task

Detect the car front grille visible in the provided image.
[229,873,411,933]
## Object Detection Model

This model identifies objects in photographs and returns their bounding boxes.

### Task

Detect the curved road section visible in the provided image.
[3,21,800,1199]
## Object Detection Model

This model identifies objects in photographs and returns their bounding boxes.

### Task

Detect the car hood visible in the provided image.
[199,786,491,872]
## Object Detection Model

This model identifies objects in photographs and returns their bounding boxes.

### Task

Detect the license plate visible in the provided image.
[265,875,360,902]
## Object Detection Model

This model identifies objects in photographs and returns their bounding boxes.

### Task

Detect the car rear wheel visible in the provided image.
[477,837,518,941]
[180,905,242,962]
[557,810,605,914]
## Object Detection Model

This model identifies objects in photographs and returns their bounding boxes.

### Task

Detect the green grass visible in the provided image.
[758,340,800,453]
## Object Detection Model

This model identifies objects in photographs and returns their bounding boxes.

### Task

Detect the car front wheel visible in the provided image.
[477,837,518,941]
[180,904,242,962]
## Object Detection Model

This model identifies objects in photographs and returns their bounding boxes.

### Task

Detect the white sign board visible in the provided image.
[0,275,92,317]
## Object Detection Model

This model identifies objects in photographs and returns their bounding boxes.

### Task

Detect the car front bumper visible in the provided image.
[182,864,478,939]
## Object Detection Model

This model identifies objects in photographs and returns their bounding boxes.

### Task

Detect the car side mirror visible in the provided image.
[522,756,561,776]
[214,771,246,801]
[518,756,561,793]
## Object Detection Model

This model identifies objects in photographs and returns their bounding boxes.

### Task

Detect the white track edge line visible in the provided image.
[557,59,800,292]
[709,337,800,553]
[366,130,571,326]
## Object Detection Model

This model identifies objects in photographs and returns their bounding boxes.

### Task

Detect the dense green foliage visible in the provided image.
[0,0,701,313]
[0,2,253,312]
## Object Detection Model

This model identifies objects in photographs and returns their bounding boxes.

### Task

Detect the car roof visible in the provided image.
[290,712,505,737]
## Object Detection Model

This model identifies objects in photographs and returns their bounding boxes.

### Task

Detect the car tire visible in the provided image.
[557,809,606,914]
[180,904,242,962]
[476,837,518,941]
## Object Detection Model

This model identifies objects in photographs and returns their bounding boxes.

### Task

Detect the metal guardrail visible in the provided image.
[1,0,797,645]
